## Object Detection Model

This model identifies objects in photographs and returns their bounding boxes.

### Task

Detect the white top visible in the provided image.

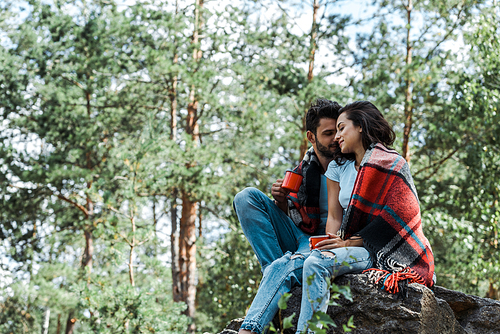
[324,160,358,210]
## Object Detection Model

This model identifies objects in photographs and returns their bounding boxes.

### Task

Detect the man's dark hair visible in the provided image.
[333,101,396,164]
[306,99,342,135]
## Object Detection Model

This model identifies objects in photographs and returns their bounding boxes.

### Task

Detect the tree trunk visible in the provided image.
[170,0,179,141]
[179,190,198,331]
[41,307,50,334]
[307,0,319,83]
[65,310,76,334]
[82,229,93,277]
[175,2,204,332]
[56,313,62,334]
[402,0,413,161]
[171,189,181,302]
[300,0,319,159]
[186,0,202,143]
[486,281,499,300]
[29,221,37,278]
[169,0,181,303]
[128,212,136,287]
[84,87,94,276]
[152,198,158,256]
[198,206,203,239]
[65,70,95,334]
[170,64,178,140]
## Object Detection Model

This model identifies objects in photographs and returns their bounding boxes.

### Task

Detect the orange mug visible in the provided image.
[310,235,330,249]
[282,170,303,193]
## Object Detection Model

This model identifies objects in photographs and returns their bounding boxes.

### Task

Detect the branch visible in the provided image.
[415,17,436,43]
[322,59,365,78]
[193,78,220,126]
[137,192,170,197]
[8,183,89,219]
[91,69,165,85]
[201,206,238,232]
[198,244,230,257]
[424,4,465,61]
[54,193,89,218]
[60,75,86,91]
[198,128,226,136]
[136,237,150,246]
[275,1,307,35]
[120,232,132,246]
[290,96,301,113]
[67,104,170,112]
[414,146,461,180]
[108,205,131,219]
[344,10,389,28]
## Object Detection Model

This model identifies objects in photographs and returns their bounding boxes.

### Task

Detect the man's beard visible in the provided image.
[315,139,335,158]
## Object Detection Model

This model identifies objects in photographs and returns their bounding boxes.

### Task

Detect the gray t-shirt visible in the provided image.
[324,160,357,210]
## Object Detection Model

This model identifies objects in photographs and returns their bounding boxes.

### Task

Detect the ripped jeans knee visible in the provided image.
[291,253,306,260]
[320,250,336,258]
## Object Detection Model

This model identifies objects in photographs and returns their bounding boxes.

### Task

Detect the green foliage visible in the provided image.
[0,1,190,332]
[278,292,292,310]
[75,283,189,333]
[276,293,296,333]
[417,6,500,295]
[0,265,188,334]
[282,313,296,331]
[0,282,43,334]
[195,230,261,333]
[343,316,356,333]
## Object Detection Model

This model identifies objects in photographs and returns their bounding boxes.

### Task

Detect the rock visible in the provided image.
[275,274,465,334]
[433,285,500,334]
[218,274,500,334]
[220,318,243,333]
[218,329,238,334]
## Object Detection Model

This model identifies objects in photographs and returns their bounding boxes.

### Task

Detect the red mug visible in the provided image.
[310,235,330,249]
[282,170,303,193]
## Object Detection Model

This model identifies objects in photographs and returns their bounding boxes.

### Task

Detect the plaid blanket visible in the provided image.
[340,143,435,291]
[287,147,322,234]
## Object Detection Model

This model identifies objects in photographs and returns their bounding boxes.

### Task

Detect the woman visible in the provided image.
[239,101,434,334]
[323,101,435,294]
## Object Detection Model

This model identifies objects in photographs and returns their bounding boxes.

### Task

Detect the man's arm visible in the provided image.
[271,179,290,213]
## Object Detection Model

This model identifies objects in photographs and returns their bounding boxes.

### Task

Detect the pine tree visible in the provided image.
[0,0,188,331]
[418,5,500,297]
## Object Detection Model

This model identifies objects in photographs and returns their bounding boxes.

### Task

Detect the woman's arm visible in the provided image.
[313,178,364,249]
[326,178,343,235]
[314,233,364,250]
[344,236,363,247]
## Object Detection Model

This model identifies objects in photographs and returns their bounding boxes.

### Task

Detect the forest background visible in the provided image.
[0,0,499,333]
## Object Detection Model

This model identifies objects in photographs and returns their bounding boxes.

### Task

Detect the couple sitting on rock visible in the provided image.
[233,99,436,334]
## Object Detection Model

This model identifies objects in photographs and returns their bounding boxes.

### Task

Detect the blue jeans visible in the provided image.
[241,247,372,334]
[233,187,318,271]
[234,187,373,333]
